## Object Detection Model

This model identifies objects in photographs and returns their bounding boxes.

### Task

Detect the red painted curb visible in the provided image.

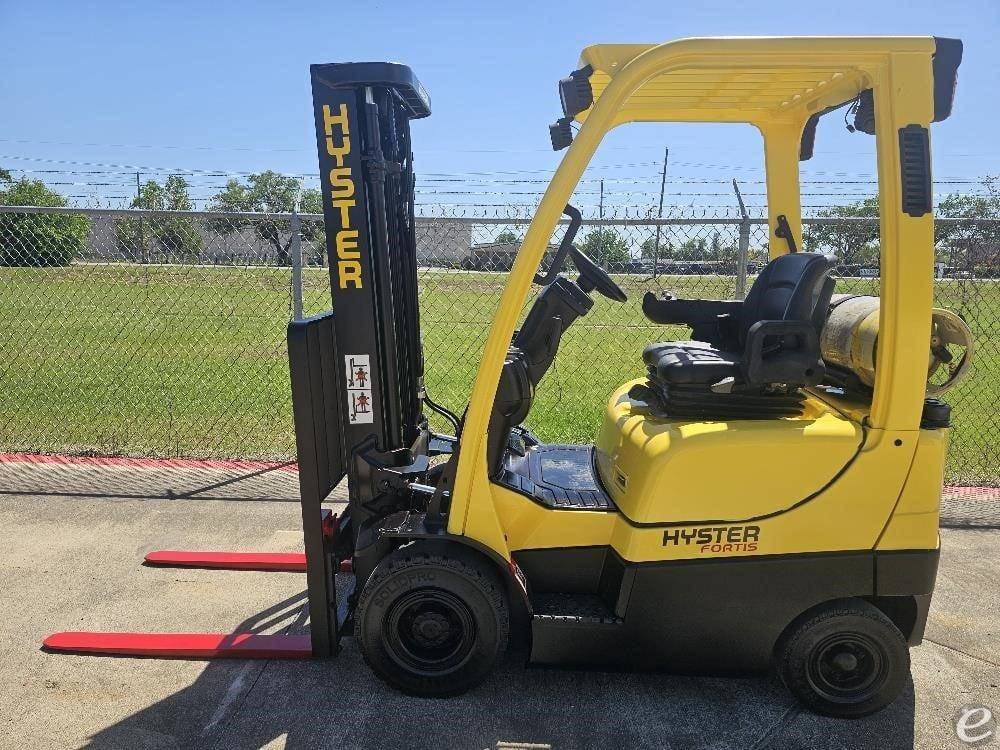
[0,453,298,473]
[942,485,1000,500]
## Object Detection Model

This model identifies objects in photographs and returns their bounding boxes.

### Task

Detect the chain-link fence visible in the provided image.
[0,205,996,485]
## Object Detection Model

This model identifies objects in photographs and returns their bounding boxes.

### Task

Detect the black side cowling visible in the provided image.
[932,37,963,123]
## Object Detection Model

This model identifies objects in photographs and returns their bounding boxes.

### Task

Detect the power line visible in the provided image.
[0,138,305,153]
[5,153,996,184]
[1,136,990,160]
[6,166,992,187]
[5,169,986,186]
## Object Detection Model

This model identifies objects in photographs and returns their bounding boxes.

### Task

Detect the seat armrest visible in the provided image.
[743,320,825,387]
[641,291,743,325]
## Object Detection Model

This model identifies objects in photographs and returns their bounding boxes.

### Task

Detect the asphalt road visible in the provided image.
[0,459,997,750]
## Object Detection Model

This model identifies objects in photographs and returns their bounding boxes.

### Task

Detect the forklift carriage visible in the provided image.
[46,37,971,718]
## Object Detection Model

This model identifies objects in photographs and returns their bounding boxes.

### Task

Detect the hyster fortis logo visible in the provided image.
[321,103,362,290]
[662,525,760,554]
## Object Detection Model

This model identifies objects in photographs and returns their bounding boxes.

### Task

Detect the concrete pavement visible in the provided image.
[0,459,996,749]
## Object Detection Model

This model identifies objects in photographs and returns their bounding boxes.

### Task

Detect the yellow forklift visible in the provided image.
[46,37,972,718]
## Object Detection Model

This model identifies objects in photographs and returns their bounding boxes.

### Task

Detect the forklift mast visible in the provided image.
[283,64,433,655]
[310,62,431,458]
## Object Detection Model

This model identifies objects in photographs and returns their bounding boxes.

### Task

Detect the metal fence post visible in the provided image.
[291,207,303,322]
[733,180,750,299]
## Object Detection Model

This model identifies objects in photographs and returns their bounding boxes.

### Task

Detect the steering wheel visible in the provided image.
[569,245,627,302]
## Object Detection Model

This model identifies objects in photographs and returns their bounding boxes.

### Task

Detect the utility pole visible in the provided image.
[651,146,669,277]
[135,171,147,265]
[732,178,750,299]
[598,179,605,262]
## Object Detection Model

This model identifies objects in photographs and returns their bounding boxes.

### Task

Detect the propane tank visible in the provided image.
[820,295,974,396]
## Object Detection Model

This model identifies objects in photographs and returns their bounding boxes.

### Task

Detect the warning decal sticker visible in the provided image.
[344,354,374,425]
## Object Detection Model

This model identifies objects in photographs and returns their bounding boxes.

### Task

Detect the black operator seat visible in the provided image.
[638,252,836,418]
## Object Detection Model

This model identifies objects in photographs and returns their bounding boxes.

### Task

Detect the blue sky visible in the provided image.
[1,0,997,213]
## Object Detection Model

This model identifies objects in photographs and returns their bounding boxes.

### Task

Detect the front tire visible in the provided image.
[355,543,509,697]
[778,599,909,718]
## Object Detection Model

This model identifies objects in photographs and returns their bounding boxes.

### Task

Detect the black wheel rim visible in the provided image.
[806,633,887,704]
[383,589,477,677]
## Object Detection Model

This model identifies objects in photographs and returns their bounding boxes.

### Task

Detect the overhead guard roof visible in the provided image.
[574,37,959,127]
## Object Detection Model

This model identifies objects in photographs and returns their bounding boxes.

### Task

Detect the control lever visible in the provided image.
[533,204,583,287]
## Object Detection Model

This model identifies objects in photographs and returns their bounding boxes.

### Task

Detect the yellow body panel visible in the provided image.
[877,430,948,551]
[492,483,616,551]
[594,381,862,524]
[493,437,920,562]
[443,36,944,567]
[494,385,927,562]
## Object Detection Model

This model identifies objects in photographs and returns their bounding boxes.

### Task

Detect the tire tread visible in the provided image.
[355,544,510,697]
[778,599,909,718]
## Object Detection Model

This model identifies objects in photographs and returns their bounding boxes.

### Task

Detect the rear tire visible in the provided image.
[778,599,909,718]
[355,543,509,697]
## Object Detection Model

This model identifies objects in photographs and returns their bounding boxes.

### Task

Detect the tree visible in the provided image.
[578,228,631,267]
[495,230,520,245]
[675,237,707,261]
[0,174,90,266]
[117,175,203,260]
[801,185,1000,275]
[935,178,1000,275]
[639,236,673,259]
[803,197,880,267]
[209,171,322,265]
[707,231,740,266]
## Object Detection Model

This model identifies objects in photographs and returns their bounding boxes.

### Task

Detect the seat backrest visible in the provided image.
[739,252,833,346]
[811,276,836,335]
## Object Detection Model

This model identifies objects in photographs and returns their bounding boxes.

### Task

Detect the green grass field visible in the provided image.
[0,264,996,485]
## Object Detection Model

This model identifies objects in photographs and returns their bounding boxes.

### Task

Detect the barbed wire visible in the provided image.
[4,154,995,214]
